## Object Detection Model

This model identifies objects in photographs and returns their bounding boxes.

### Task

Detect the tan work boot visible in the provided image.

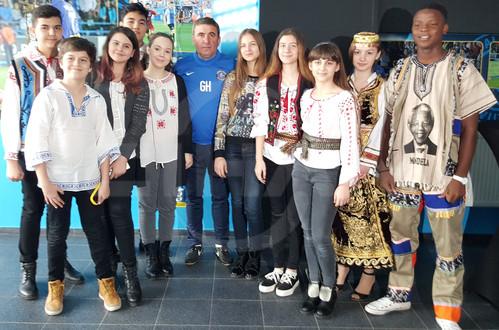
[98,277,122,311]
[45,280,64,316]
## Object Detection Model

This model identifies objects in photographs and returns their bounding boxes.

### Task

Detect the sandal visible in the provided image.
[351,270,375,301]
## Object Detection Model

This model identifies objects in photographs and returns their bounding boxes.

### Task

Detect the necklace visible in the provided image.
[151,88,169,116]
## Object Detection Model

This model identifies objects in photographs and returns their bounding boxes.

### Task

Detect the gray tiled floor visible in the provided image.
[0,230,497,329]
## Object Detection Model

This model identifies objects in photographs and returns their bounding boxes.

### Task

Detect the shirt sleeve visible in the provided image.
[95,96,120,166]
[250,79,269,138]
[457,60,497,119]
[339,93,360,186]
[177,75,192,154]
[360,83,385,169]
[384,58,406,116]
[120,81,149,158]
[214,71,235,157]
[1,65,22,160]
[24,90,53,171]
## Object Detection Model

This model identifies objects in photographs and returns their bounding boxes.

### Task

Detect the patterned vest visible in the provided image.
[265,74,311,145]
[11,57,62,143]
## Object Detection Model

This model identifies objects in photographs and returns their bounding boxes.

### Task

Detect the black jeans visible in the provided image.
[47,190,112,281]
[226,139,265,252]
[104,170,137,267]
[18,153,45,263]
[264,158,302,269]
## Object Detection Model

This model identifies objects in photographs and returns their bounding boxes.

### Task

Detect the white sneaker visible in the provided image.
[364,296,411,315]
[436,318,462,330]
[259,270,283,293]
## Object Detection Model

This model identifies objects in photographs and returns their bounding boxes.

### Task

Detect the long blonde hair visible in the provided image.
[263,28,313,83]
[228,29,267,116]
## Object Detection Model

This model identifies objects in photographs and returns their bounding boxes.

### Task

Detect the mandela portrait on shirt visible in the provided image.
[404,103,437,155]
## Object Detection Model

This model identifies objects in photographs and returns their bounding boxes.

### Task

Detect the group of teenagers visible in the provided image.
[1,2,496,329]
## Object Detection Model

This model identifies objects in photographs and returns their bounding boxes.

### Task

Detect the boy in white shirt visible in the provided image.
[25,37,121,316]
[0,4,83,300]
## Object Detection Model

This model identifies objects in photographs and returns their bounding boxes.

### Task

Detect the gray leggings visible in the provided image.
[138,161,177,245]
[292,160,340,287]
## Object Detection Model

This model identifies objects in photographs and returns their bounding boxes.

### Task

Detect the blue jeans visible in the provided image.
[225,139,264,252]
[186,143,229,246]
[292,160,340,287]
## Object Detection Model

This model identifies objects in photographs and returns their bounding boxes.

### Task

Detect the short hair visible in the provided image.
[410,103,434,126]
[416,2,448,22]
[32,5,61,26]
[58,37,97,65]
[193,17,220,36]
[120,2,149,21]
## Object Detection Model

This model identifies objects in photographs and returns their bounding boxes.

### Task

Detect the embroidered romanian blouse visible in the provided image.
[295,89,360,186]
[250,78,300,165]
[140,73,179,167]
[25,80,120,191]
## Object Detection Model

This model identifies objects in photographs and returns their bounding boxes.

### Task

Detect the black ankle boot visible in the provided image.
[230,251,248,278]
[315,287,337,318]
[144,243,161,279]
[244,251,260,279]
[19,262,38,300]
[123,263,142,307]
[64,259,84,284]
[301,296,320,314]
[159,241,173,276]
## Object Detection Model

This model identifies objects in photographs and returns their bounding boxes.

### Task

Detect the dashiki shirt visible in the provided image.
[25,80,120,191]
[140,73,179,167]
[386,52,497,194]
[333,73,393,269]
[214,72,258,156]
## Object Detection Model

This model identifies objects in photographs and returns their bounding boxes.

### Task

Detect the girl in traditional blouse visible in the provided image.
[293,42,359,317]
[214,29,267,279]
[94,26,149,307]
[332,32,393,301]
[139,32,192,279]
[251,28,313,297]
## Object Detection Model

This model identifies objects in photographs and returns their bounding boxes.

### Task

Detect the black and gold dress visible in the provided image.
[332,73,393,269]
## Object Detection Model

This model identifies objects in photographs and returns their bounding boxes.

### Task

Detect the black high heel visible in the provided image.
[351,269,375,301]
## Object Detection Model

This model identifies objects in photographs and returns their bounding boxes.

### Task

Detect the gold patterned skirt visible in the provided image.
[332,174,393,269]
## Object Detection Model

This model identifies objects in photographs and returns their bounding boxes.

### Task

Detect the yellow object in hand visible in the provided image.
[90,182,101,206]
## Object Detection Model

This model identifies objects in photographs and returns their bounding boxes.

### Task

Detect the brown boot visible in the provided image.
[45,280,64,316]
[98,277,122,312]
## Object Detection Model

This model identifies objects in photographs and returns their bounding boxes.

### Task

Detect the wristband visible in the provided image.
[377,168,389,173]
[452,174,468,185]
